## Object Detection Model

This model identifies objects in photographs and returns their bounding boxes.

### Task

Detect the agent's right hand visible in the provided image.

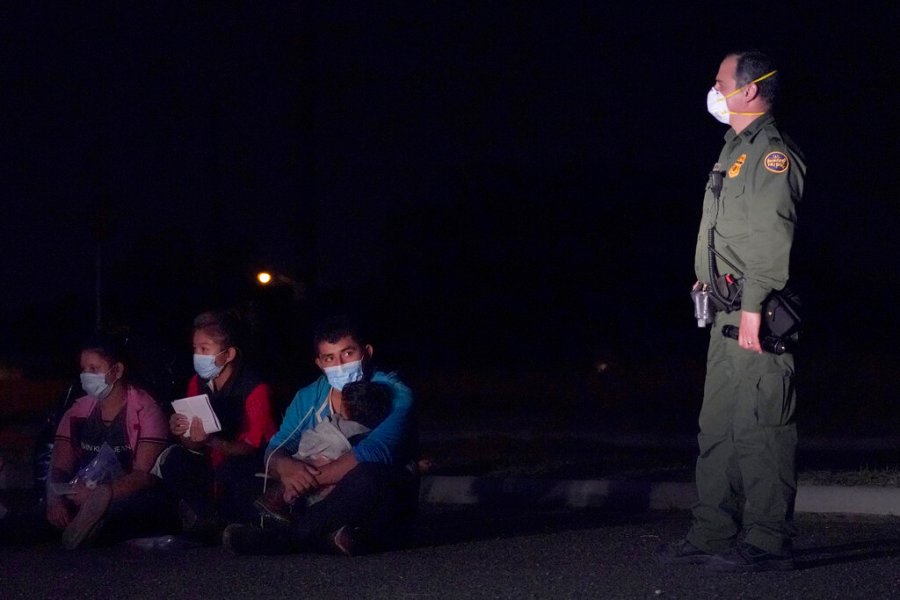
[276,459,320,503]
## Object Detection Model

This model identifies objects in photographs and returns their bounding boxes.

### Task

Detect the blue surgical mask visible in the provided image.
[80,370,115,400]
[193,351,226,381]
[323,360,364,391]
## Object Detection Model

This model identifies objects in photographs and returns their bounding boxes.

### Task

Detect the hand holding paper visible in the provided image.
[171,394,222,438]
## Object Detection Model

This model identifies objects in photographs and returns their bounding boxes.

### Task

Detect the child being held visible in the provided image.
[255,381,392,524]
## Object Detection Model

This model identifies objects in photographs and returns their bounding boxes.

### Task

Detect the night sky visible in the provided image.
[2,3,898,384]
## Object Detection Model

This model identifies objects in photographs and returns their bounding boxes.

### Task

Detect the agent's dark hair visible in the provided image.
[733,50,780,108]
[341,381,393,430]
[312,314,369,355]
[193,309,247,351]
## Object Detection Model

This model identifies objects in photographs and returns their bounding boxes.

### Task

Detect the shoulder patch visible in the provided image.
[764,151,790,174]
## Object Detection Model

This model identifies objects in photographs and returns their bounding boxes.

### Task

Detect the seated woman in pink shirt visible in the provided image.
[46,332,172,549]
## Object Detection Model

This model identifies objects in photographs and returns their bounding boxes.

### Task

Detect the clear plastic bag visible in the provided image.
[70,443,124,489]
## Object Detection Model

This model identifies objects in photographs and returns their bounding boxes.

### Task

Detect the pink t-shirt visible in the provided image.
[55,386,169,459]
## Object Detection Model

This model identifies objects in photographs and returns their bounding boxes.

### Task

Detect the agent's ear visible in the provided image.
[744,82,760,102]
[364,344,374,359]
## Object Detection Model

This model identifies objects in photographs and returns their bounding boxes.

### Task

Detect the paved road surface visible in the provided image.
[2,507,899,599]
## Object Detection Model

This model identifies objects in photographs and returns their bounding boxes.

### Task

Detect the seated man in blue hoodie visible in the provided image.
[254,379,394,518]
[223,314,418,555]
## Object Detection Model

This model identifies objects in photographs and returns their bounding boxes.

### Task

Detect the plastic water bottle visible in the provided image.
[691,284,713,327]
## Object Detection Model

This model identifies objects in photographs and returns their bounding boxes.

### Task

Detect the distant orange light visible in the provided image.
[257,272,272,285]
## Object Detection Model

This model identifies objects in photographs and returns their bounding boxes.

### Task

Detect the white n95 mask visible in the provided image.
[706,88,731,124]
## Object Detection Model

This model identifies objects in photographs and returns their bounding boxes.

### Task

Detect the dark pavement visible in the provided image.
[2,506,899,599]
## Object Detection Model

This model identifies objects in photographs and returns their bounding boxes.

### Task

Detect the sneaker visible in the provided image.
[222,523,296,556]
[62,485,112,549]
[657,539,715,565]
[327,525,356,556]
[253,493,293,527]
[707,542,794,572]
[178,500,221,543]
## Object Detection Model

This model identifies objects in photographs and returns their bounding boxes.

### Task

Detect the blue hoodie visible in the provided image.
[266,370,416,465]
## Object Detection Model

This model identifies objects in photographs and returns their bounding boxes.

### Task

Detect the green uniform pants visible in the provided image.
[686,310,798,556]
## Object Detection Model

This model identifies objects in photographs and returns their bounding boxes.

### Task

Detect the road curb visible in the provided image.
[420,476,900,517]
[795,485,900,516]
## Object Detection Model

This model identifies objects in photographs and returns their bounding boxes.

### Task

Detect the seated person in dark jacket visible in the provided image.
[157,310,277,540]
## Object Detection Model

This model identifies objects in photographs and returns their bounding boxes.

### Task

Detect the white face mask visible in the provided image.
[706,69,778,125]
[323,359,364,391]
[706,87,731,124]
[193,351,226,381]
[80,370,116,400]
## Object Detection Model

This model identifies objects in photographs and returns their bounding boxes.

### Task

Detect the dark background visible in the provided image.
[1,3,898,431]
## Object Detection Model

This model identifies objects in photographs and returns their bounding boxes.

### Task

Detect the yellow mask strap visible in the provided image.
[719,70,776,117]
[723,70,777,99]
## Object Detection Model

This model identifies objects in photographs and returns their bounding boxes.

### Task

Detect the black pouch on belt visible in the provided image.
[762,288,802,338]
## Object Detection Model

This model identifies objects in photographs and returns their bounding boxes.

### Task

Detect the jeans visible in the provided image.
[290,461,419,551]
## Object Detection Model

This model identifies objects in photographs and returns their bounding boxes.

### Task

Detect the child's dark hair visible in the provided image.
[341,381,392,430]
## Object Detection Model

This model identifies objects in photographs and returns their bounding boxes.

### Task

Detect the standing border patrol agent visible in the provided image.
[659,50,806,572]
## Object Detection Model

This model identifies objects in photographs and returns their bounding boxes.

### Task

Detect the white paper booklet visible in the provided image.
[171,394,222,437]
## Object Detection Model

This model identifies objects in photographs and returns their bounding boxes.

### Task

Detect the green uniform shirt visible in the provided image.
[694,113,806,311]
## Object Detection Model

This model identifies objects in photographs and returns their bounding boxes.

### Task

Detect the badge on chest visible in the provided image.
[728,154,747,178]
